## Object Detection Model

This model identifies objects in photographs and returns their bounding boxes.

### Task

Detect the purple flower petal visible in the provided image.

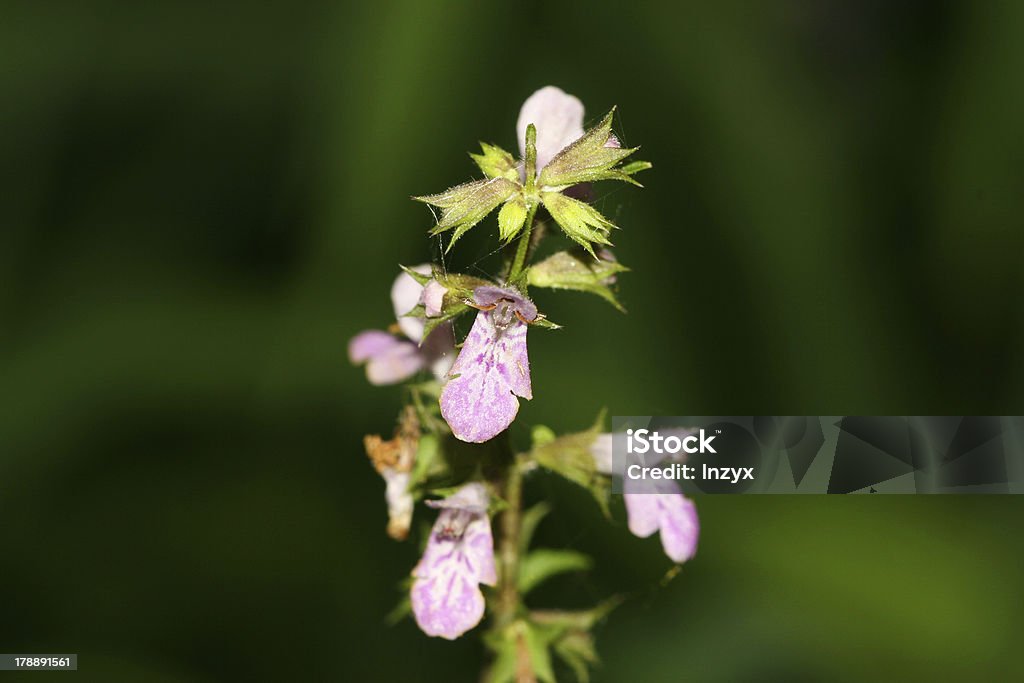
[365,339,424,385]
[392,265,431,342]
[411,484,496,639]
[348,330,400,364]
[517,86,585,172]
[624,484,699,564]
[439,309,531,443]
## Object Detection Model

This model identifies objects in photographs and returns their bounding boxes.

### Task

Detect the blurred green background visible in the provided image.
[2,1,1023,681]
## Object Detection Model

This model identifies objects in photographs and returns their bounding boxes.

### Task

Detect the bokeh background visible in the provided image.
[2,1,1023,681]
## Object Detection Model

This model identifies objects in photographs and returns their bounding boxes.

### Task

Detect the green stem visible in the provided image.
[507,202,538,284]
[497,455,523,628]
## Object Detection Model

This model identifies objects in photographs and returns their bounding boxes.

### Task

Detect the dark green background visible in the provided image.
[2,2,1022,681]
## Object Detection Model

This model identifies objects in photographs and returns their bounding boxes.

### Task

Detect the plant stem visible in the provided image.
[497,454,523,628]
[507,202,538,284]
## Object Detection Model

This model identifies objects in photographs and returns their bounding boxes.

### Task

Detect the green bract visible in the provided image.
[470,142,518,181]
[539,192,615,257]
[527,250,629,311]
[417,108,649,256]
[414,177,518,250]
[538,109,642,189]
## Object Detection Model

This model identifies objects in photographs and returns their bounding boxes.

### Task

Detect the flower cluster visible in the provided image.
[348,86,698,680]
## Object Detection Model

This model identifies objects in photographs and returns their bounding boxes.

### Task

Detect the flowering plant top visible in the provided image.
[348,86,698,682]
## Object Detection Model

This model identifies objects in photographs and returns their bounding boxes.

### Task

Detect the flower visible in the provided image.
[348,266,455,385]
[364,407,419,541]
[591,433,700,564]
[416,86,646,255]
[439,285,536,443]
[516,86,585,174]
[411,483,496,639]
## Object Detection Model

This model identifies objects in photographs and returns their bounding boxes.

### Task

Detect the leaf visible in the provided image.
[518,549,592,594]
[414,177,519,250]
[553,632,598,683]
[529,411,611,516]
[538,108,641,189]
[408,432,440,490]
[431,268,492,300]
[528,250,629,312]
[519,502,551,553]
[398,264,432,286]
[470,141,519,180]
[522,621,556,683]
[540,191,615,257]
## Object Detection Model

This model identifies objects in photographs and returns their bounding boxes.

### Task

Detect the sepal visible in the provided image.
[470,142,519,180]
[538,108,639,189]
[528,411,610,516]
[540,192,615,257]
[415,177,518,249]
[527,250,629,311]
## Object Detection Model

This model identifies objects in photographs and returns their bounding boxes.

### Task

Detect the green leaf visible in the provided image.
[519,502,551,553]
[553,632,598,683]
[530,596,624,633]
[415,177,518,250]
[531,425,557,449]
[529,411,611,516]
[522,621,556,683]
[408,432,440,491]
[432,268,491,300]
[528,250,629,311]
[470,141,519,180]
[497,196,529,242]
[619,160,652,176]
[540,191,615,257]
[398,264,432,286]
[529,316,562,330]
[519,549,593,594]
[538,108,641,189]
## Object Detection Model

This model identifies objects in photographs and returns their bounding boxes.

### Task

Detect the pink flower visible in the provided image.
[411,483,496,639]
[591,433,700,564]
[348,266,455,385]
[439,286,536,443]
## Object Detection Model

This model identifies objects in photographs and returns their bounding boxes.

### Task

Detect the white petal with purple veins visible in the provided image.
[440,310,531,443]
[411,484,496,639]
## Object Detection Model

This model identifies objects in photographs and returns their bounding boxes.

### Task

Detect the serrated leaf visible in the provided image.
[497,196,529,242]
[471,141,519,180]
[415,177,518,250]
[538,108,641,189]
[528,250,629,312]
[519,549,592,594]
[540,191,615,257]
